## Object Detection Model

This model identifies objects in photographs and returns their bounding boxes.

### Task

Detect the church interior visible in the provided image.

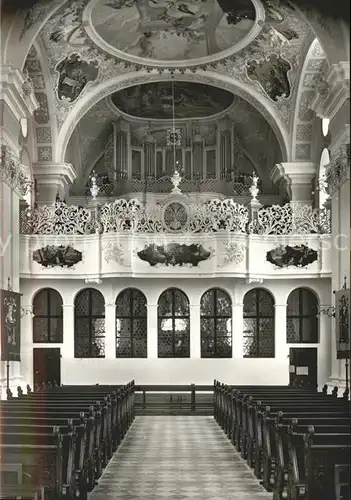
[0,0,350,498]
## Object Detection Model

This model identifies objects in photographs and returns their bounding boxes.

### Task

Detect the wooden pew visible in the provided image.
[213,381,350,500]
[1,381,135,499]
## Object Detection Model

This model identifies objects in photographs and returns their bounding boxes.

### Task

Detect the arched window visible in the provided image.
[116,288,147,357]
[287,288,319,343]
[243,289,275,358]
[74,288,105,358]
[33,289,63,343]
[200,288,232,358]
[158,288,190,358]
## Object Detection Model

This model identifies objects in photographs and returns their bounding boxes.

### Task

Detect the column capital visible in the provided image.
[271,162,316,184]
[271,162,316,204]
[62,304,74,309]
[0,65,38,120]
[310,61,350,121]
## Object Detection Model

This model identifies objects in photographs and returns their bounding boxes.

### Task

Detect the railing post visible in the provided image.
[142,390,146,409]
[191,384,195,412]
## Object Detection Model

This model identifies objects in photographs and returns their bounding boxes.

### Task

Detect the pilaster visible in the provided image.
[104,303,116,359]
[232,303,244,358]
[33,162,76,204]
[61,305,74,360]
[274,304,289,359]
[147,304,158,359]
[190,304,201,358]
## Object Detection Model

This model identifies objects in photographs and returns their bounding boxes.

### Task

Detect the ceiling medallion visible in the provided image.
[83,0,265,68]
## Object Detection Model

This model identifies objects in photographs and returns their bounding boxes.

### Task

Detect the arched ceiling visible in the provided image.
[111,82,235,119]
[85,0,259,64]
[5,0,347,173]
[65,87,283,194]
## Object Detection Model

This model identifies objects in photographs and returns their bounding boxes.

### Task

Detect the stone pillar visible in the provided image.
[104,303,116,359]
[147,304,158,359]
[61,305,75,362]
[270,162,316,205]
[190,304,201,358]
[192,129,203,180]
[274,304,289,360]
[232,303,244,358]
[33,162,76,204]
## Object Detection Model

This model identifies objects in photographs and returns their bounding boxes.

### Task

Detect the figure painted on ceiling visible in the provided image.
[89,0,256,61]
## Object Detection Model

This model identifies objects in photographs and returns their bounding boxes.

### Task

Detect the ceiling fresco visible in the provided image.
[87,0,257,62]
[111,82,235,119]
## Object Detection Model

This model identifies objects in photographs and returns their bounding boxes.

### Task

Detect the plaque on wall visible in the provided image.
[296,366,308,375]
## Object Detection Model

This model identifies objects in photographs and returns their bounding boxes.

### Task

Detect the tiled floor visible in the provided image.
[89,416,272,499]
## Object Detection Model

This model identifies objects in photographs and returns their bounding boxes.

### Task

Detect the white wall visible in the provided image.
[19,277,331,389]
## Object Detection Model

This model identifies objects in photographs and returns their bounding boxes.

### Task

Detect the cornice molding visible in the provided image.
[32,162,77,187]
[310,61,350,121]
[0,66,38,120]
[270,162,316,184]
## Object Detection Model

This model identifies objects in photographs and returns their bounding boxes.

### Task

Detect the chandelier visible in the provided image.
[167,79,182,193]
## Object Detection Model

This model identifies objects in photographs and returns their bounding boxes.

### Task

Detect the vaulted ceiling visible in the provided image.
[17,0,339,186]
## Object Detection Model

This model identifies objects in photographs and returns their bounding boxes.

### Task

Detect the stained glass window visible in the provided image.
[158,288,190,358]
[201,288,232,358]
[243,288,275,357]
[116,288,147,357]
[33,289,63,343]
[74,288,105,358]
[287,288,319,343]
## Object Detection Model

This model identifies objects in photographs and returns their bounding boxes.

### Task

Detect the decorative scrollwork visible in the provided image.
[253,204,330,235]
[0,146,32,196]
[325,144,350,195]
[21,199,331,236]
[20,202,91,234]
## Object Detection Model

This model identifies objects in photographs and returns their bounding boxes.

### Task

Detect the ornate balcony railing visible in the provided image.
[20,199,331,236]
[84,175,264,198]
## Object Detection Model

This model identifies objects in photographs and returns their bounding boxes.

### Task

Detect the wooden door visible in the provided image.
[33,347,61,386]
[289,347,318,389]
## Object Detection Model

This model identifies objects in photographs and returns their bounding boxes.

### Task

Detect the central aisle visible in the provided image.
[89,416,273,499]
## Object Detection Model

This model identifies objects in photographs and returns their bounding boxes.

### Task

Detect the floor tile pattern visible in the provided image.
[89,416,272,499]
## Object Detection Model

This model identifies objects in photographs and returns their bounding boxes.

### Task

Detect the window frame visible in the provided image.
[287,288,319,343]
[115,288,147,358]
[74,288,105,358]
[158,288,190,358]
[243,288,275,358]
[32,288,63,343]
[200,288,232,358]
